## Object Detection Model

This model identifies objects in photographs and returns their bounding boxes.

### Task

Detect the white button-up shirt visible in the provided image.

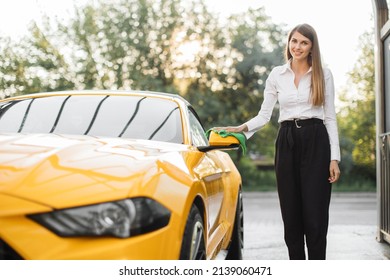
[244,61,341,161]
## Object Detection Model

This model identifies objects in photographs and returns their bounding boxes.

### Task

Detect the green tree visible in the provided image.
[0,0,288,188]
[185,7,286,158]
[338,30,376,183]
[0,0,286,157]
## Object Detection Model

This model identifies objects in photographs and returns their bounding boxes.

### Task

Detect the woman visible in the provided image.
[216,23,340,260]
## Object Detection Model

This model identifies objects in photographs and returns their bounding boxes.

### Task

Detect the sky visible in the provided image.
[0,0,374,91]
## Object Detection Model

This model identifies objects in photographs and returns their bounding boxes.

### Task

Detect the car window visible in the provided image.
[0,95,183,144]
[188,108,208,146]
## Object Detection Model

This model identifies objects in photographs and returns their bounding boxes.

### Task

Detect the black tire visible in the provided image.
[226,190,244,260]
[179,205,206,260]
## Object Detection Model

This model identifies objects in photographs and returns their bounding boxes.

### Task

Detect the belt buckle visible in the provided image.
[294,119,302,128]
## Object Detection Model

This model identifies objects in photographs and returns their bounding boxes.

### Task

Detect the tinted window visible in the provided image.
[0,95,183,144]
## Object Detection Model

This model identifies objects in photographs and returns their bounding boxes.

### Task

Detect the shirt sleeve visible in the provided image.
[243,69,278,139]
[323,68,341,162]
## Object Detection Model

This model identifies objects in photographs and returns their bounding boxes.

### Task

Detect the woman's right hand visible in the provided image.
[212,124,248,133]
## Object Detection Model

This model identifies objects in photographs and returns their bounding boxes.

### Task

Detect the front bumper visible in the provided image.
[0,194,182,260]
[0,215,180,260]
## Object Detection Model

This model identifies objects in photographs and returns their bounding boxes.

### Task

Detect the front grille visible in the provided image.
[0,239,23,260]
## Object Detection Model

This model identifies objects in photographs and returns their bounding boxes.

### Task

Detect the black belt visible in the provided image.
[281,118,323,129]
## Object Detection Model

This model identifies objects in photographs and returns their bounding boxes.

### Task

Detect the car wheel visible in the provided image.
[179,205,206,260]
[226,190,244,260]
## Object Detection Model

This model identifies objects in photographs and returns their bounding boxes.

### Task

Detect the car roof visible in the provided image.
[1,90,191,107]
[1,90,197,145]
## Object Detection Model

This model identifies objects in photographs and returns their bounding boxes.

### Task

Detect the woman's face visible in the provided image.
[288,31,312,62]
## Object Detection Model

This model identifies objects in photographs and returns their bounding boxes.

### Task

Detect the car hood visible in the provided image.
[0,133,193,209]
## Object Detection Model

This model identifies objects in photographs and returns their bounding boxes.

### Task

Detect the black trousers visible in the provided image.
[274,118,332,260]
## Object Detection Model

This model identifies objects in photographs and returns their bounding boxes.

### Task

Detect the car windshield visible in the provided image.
[0,95,183,144]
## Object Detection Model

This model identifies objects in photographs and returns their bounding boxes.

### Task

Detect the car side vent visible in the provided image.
[0,239,23,260]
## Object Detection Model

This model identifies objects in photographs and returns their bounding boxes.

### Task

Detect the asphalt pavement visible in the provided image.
[242,191,390,260]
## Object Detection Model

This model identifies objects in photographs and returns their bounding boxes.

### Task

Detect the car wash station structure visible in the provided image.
[374,0,390,245]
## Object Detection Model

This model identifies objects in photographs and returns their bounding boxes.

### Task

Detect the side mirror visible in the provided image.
[198,131,240,152]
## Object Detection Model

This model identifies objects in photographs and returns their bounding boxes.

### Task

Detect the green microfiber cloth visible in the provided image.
[205,129,247,155]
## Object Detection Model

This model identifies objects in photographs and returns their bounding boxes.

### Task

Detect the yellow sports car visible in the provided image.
[0,90,243,260]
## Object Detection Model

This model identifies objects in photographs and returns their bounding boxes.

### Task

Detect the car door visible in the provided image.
[187,108,227,242]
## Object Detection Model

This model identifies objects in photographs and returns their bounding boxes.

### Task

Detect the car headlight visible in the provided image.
[28,198,171,238]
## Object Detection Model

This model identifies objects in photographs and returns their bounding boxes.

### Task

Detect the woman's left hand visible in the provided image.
[329,160,340,183]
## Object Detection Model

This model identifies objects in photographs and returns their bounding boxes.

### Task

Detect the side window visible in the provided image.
[188,108,208,147]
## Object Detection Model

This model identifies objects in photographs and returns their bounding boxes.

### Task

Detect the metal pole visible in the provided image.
[372,0,388,243]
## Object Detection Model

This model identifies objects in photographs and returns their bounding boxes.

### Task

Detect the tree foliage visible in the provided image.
[338,30,376,182]
[0,0,285,161]
[0,0,377,188]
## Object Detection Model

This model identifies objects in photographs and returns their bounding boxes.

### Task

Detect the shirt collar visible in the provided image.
[280,59,312,74]
[280,61,291,74]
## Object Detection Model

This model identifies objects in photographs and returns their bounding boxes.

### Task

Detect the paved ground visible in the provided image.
[243,191,390,260]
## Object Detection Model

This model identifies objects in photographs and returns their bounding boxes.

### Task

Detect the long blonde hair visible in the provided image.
[285,24,325,106]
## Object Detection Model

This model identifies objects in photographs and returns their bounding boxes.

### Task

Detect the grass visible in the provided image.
[241,170,376,192]
[333,179,376,192]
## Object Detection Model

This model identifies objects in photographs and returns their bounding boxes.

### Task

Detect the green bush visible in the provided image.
[230,153,376,192]
[232,156,277,191]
